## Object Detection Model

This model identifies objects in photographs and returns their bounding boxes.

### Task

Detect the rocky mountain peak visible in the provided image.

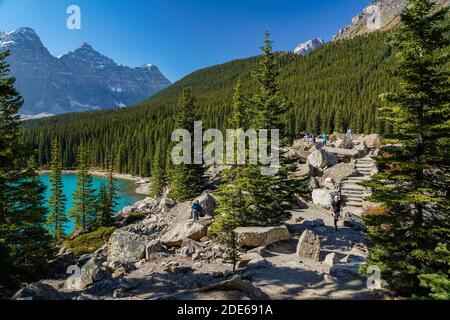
[60,42,116,69]
[333,0,449,41]
[0,27,171,116]
[0,27,43,48]
[293,38,325,56]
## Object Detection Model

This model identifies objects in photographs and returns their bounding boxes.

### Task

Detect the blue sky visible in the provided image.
[0,0,369,82]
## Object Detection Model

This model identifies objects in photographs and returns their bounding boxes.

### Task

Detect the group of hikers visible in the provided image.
[190,192,344,231]
[303,129,353,147]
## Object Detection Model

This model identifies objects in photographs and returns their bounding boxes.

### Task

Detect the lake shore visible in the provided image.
[39,170,150,195]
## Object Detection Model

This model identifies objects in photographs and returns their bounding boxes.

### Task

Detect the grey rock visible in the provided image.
[108,229,151,263]
[12,282,65,300]
[321,163,358,185]
[80,256,112,289]
[145,239,163,260]
[312,189,336,208]
[301,219,325,229]
[245,258,272,270]
[296,230,321,262]
[160,220,208,247]
[194,191,217,216]
[234,226,291,248]
[324,253,340,267]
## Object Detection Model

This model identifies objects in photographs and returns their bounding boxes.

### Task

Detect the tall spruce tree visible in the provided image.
[46,138,67,242]
[106,149,117,210]
[230,78,248,130]
[250,30,287,136]
[95,183,115,227]
[169,88,206,201]
[0,50,53,285]
[150,141,165,198]
[70,143,97,231]
[363,0,450,298]
[209,32,293,240]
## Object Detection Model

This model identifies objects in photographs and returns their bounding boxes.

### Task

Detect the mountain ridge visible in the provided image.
[333,0,449,41]
[0,27,171,115]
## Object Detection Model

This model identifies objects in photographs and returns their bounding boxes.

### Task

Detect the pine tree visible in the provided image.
[169,88,206,201]
[363,0,450,298]
[46,138,67,242]
[250,30,287,135]
[150,142,165,198]
[106,149,117,210]
[208,166,291,239]
[95,183,115,227]
[230,78,248,130]
[0,50,53,285]
[222,226,240,272]
[70,143,97,231]
[210,31,295,240]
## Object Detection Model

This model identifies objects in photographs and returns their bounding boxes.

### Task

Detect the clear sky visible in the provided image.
[0,0,369,82]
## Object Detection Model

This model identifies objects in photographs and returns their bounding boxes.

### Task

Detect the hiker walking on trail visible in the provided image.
[303,131,309,142]
[331,194,342,231]
[346,128,353,140]
[191,200,202,221]
[322,133,328,146]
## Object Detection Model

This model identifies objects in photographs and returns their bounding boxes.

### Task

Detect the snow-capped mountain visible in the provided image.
[0,27,171,116]
[333,0,449,41]
[293,38,325,56]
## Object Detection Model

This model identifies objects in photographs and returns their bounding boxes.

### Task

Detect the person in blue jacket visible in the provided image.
[191,200,202,221]
[322,133,328,146]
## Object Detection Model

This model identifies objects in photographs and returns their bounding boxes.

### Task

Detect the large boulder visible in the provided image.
[234,226,291,248]
[107,230,150,263]
[145,239,163,259]
[324,253,340,267]
[323,147,359,160]
[332,138,353,149]
[284,148,310,162]
[307,149,327,169]
[289,163,312,179]
[362,134,382,148]
[194,192,217,216]
[296,230,321,262]
[135,197,157,212]
[12,282,65,300]
[307,149,338,170]
[160,220,208,247]
[321,163,357,185]
[159,196,176,211]
[291,139,311,151]
[80,256,112,289]
[312,189,336,208]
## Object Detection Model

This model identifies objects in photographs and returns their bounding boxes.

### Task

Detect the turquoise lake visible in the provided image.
[40,173,145,234]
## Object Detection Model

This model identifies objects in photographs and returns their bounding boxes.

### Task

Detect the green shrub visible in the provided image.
[68,226,115,257]
[125,212,146,225]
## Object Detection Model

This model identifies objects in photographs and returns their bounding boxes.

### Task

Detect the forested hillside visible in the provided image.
[21,32,397,177]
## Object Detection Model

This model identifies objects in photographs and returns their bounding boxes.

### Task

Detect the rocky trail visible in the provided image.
[11,133,386,301]
[341,156,377,216]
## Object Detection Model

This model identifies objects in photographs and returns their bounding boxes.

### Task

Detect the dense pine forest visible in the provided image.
[21,32,397,176]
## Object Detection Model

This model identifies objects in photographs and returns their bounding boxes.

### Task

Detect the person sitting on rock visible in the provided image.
[331,194,342,231]
[191,200,202,221]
